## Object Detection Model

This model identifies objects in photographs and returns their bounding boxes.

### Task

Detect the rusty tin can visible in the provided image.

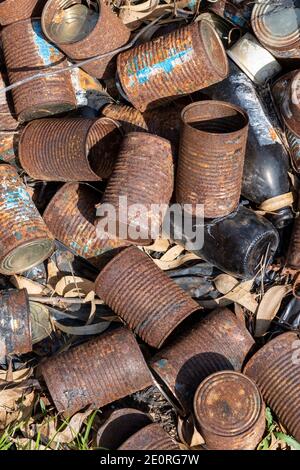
[43,183,128,268]
[94,246,200,349]
[41,0,130,79]
[0,289,32,357]
[176,100,249,218]
[97,408,152,449]
[96,132,174,245]
[150,307,255,412]
[19,117,122,181]
[0,131,20,165]
[0,164,54,275]
[244,332,300,442]
[0,0,44,26]
[206,0,249,29]
[1,19,77,122]
[251,2,300,59]
[117,21,228,112]
[193,371,265,450]
[118,423,180,450]
[41,327,153,415]
[0,70,18,131]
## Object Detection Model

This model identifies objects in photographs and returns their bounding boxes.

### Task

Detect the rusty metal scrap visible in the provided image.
[118,423,180,450]
[0,0,44,26]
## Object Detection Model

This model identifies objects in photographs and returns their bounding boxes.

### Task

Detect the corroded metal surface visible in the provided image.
[0,289,32,357]
[19,117,121,181]
[118,423,180,450]
[207,0,249,29]
[117,21,228,112]
[42,0,130,79]
[41,327,153,415]
[97,408,152,449]
[0,0,43,26]
[193,371,265,450]
[43,183,128,268]
[176,100,249,218]
[0,164,54,275]
[244,332,300,442]
[0,131,20,164]
[1,19,76,122]
[94,246,200,348]
[0,70,18,130]
[150,308,255,412]
[97,132,173,245]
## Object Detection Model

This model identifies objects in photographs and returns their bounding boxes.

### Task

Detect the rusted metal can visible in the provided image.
[118,423,180,450]
[19,117,122,181]
[0,131,20,165]
[0,289,32,357]
[0,0,44,26]
[150,307,255,412]
[1,19,77,122]
[195,12,242,48]
[43,183,128,268]
[0,70,18,131]
[251,2,300,59]
[41,327,153,415]
[205,0,249,29]
[96,132,173,245]
[97,408,152,449]
[41,0,130,79]
[94,246,200,349]
[176,100,249,218]
[0,164,54,275]
[244,332,300,442]
[193,371,265,450]
[117,21,228,112]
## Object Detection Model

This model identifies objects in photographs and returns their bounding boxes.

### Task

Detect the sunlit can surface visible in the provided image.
[118,423,180,450]
[0,0,44,26]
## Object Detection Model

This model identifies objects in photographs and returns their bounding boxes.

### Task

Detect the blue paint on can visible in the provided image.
[32,20,61,65]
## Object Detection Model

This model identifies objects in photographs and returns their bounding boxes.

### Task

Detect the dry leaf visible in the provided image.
[144,238,170,252]
[255,284,292,337]
[0,388,35,430]
[160,245,185,262]
[55,276,94,297]
[153,253,201,270]
[0,368,32,384]
[30,302,53,344]
[53,320,111,336]
[10,275,50,295]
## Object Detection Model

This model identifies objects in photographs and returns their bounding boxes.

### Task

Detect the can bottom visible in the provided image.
[0,238,55,274]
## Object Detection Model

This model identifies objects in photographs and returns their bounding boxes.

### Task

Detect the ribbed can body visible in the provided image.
[0,289,32,357]
[118,424,180,450]
[176,100,249,218]
[117,21,228,112]
[193,371,265,450]
[150,308,255,412]
[43,183,128,268]
[41,327,153,415]
[0,164,54,275]
[0,0,43,26]
[41,0,130,79]
[286,216,300,270]
[19,117,121,181]
[2,19,76,122]
[0,70,18,130]
[244,332,300,442]
[94,246,200,348]
[97,132,174,245]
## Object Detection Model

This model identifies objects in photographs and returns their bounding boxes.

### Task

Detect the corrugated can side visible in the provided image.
[150,307,255,412]
[43,183,128,268]
[286,215,300,270]
[176,100,249,218]
[244,332,300,442]
[102,104,148,134]
[193,371,265,450]
[96,132,174,245]
[19,117,121,181]
[0,289,32,357]
[0,70,18,130]
[0,0,44,26]
[41,327,153,416]
[0,164,54,275]
[94,246,200,349]
[1,19,77,122]
[0,131,20,165]
[41,0,130,79]
[118,423,180,450]
[117,21,228,112]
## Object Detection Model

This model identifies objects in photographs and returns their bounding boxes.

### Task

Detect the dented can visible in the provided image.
[0,164,54,275]
[19,117,122,181]
[43,183,128,268]
[94,246,200,349]
[117,21,228,112]
[41,327,153,415]
[193,371,265,450]
[1,19,77,122]
[176,100,249,218]
[0,289,32,357]
[244,332,300,442]
[150,308,255,412]
[96,132,173,245]
[41,0,130,79]
[118,423,180,450]
[0,0,44,26]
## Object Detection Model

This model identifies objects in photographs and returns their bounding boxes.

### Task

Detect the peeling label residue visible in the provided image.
[32,20,61,65]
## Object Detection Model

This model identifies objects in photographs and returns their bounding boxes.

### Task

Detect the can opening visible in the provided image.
[261,1,300,38]
[42,0,100,44]
[1,239,54,274]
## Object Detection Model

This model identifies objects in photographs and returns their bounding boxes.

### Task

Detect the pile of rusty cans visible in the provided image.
[0,0,300,452]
